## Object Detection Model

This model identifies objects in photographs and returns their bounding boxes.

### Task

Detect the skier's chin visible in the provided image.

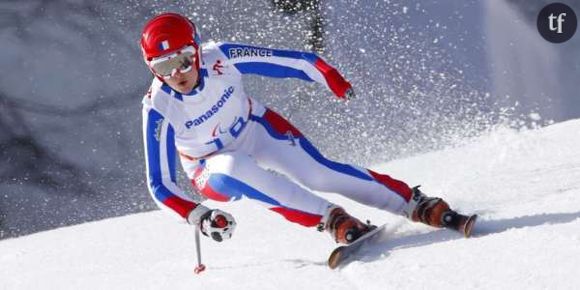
[166,69,199,94]
[170,79,194,94]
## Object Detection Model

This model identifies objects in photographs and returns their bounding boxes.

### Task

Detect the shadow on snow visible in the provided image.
[343,211,580,267]
[210,211,580,270]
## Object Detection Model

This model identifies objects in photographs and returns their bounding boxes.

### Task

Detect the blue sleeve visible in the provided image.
[217,42,352,98]
[143,107,197,218]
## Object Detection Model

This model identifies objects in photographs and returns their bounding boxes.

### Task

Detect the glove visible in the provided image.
[187,205,236,242]
[343,87,356,101]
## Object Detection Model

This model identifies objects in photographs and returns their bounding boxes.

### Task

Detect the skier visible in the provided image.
[140,12,473,245]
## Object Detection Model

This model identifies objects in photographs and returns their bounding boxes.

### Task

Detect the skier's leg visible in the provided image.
[248,106,411,215]
[191,151,334,228]
[248,105,464,229]
[191,152,373,243]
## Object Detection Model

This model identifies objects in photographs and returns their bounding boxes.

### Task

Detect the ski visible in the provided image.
[327,214,478,269]
[328,223,387,269]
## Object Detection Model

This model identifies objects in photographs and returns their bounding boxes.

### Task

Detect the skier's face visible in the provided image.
[149,46,199,94]
[164,58,199,94]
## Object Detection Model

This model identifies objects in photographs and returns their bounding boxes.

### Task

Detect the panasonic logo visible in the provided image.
[185,86,235,129]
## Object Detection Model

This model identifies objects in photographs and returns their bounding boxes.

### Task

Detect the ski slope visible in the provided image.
[2,119,580,290]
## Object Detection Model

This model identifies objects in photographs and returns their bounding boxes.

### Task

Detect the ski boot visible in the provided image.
[321,207,374,244]
[406,186,477,237]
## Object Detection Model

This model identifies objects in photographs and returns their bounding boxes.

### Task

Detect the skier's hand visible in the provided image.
[343,87,355,101]
[188,206,237,242]
[200,209,236,242]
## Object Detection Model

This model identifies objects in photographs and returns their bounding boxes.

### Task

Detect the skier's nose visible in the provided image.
[171,68,185,79]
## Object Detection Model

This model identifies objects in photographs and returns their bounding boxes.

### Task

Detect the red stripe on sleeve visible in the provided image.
[163,196,198,218]
[313,58,351,99]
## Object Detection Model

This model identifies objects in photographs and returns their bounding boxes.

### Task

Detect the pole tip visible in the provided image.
[194,264,206,274]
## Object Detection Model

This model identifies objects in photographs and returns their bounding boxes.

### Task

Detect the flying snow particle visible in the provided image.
[529,113,542,121]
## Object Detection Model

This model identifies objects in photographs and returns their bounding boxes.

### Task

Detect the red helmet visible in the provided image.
[140,12,201,69]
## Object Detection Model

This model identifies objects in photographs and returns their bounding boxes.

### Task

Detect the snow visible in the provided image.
[2,119,580,289]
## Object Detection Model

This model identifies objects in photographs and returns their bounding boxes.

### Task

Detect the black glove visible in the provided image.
[344,87,356,101]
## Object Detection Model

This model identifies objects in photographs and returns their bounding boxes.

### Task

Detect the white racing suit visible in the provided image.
[142,41,413,228]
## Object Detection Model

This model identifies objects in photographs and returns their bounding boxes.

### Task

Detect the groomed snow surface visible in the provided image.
[2,119,580,290]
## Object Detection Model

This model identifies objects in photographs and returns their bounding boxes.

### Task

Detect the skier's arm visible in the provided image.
[142,106,236,241]
[143,106,199,218]
[217,42,353,99]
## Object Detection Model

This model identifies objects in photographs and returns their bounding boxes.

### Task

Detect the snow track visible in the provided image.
[2,120,580,289]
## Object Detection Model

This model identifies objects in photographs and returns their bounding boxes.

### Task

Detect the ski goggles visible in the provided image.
[149,46,196,79]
